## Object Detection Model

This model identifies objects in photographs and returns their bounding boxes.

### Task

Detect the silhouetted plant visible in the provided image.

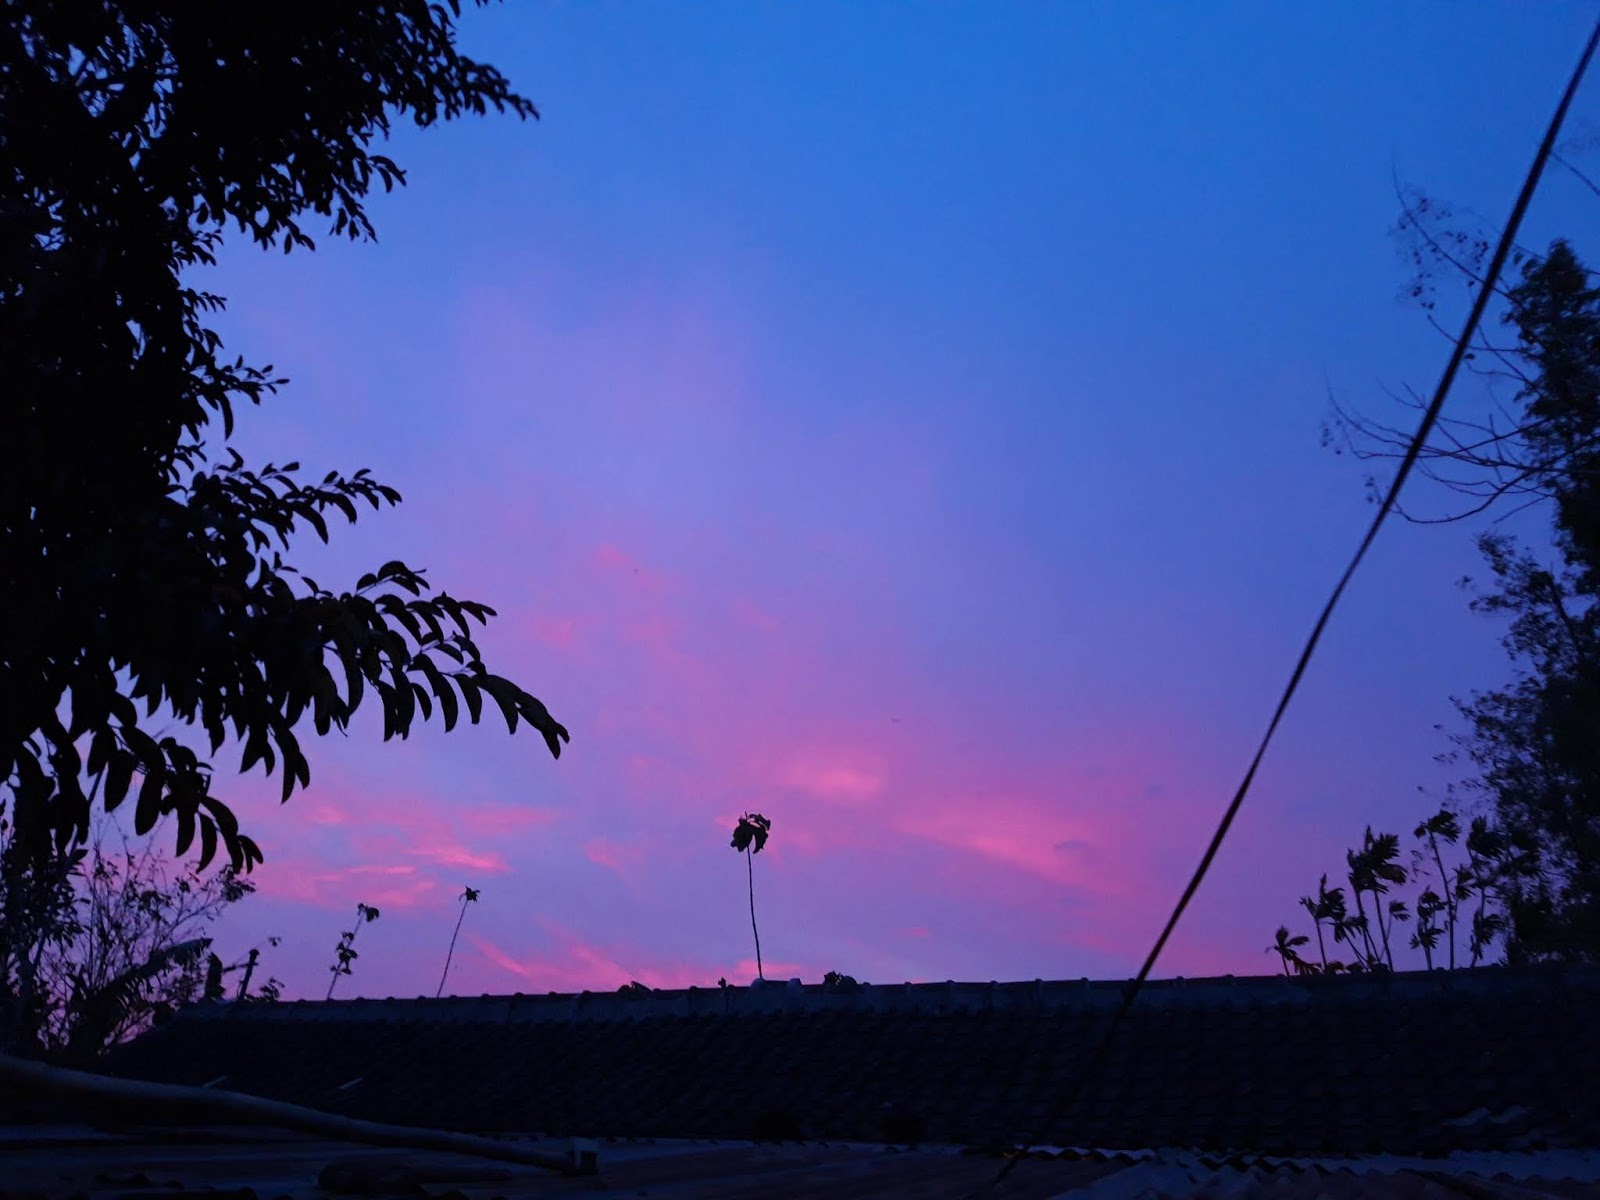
[326,903,380,1000]
[1298,874,1347,970]
[1461,816,1545,966]
[1347,827,1406,970]
[1267,926,1311,977]
[234,938,283,1003]
[1343,848,1378,967]
[730,813,772,981]
[1412,887,1446,969]
[435,885,480,998]
[1278,809,1523,974]
[0,814,268,1062]
[1322,883,1360,972]
[1414,806,1463,967]
[1370,832,1408,969]
[1386,897,1412,958]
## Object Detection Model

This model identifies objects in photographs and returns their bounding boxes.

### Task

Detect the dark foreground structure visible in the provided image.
[4,967,1599,1198]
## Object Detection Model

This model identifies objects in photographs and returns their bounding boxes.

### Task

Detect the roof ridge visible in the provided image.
[163,964,1600,1025]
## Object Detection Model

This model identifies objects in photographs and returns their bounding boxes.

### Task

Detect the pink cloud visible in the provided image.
[230,768,563,919]
[776,756,886,804]
[457,805,559,838]
[897,800,1105,890]
[459,904,838,996]
[593,543,631,571]
[583,837,642,873]
[472,933,711,994]
[412,844,510,873]
[251,860,443,911]
[592,542,670,595]
[528,615,578,650]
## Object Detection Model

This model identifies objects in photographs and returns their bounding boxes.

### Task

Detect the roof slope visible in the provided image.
[6,1129,1600,1200]
[99,967,1600,1156]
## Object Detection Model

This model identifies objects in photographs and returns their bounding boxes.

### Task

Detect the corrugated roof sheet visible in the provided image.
[3,1127,1600,1200]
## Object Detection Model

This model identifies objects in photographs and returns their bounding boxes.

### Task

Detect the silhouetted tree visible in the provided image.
[1325,197,1598,530]
[730,813,771,981]
[1452,543,1600,960]
[1327,194,1600,962]
[1,2,567,1053]
[1446,243,1600,962]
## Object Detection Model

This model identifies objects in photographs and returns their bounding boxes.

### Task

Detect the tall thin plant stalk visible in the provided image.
[729,813,771,981]
[436,886,480,998]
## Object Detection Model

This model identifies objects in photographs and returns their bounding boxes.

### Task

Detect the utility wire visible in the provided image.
[988,15,1600,1193]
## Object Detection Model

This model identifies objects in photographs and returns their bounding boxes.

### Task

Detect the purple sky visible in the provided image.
[196,3,1599,998]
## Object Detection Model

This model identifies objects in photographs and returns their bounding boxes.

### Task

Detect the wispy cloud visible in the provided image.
[583,837,642,873]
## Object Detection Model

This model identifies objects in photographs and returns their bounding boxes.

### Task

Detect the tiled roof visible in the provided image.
[96,967,1600,1157]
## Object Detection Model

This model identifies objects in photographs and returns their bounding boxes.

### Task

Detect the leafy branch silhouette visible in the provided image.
[327,902,380,1000]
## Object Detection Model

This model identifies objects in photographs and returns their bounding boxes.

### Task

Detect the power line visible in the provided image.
[987,14,1600,1193]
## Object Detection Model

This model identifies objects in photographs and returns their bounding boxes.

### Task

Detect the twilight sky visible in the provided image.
[196,2,1600,999]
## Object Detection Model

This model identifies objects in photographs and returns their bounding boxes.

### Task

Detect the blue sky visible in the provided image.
[202,2,1600,996]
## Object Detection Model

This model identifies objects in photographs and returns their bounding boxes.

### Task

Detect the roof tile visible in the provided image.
[74,966,1600,1157]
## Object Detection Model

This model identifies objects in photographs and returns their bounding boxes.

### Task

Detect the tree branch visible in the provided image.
[0,1053,595,1175]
